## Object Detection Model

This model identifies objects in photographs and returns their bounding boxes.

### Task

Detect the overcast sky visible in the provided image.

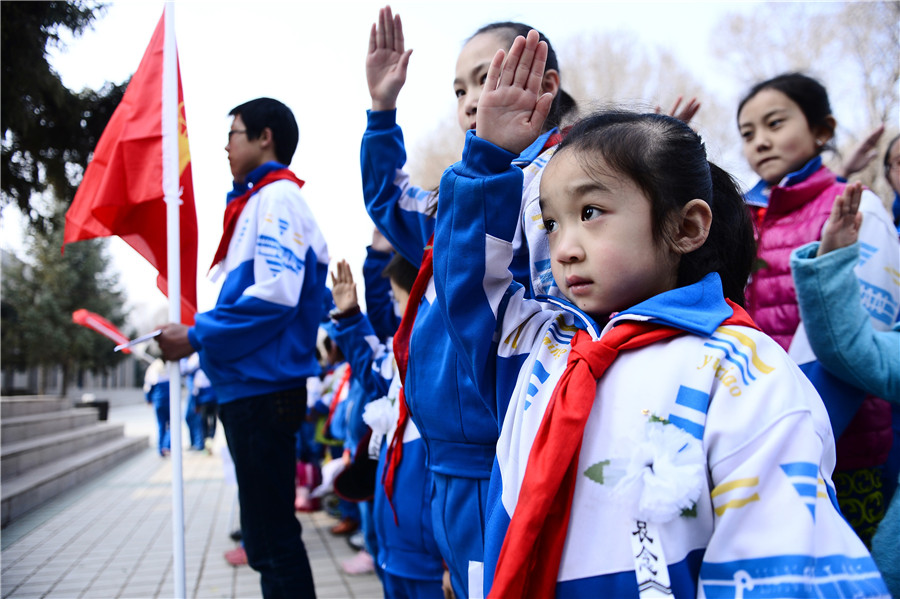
[4,0,768,332]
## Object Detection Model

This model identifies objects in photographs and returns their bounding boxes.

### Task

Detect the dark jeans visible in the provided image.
[219,388,316,599]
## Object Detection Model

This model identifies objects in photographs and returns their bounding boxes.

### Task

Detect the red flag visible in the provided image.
[63,11,197,325]
[72,309,131,353]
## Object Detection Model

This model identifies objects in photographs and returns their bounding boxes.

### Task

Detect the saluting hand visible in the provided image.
[330,260,359,314]
[366,5,413,112]
[476,30,553,156]
[818,181,863,257]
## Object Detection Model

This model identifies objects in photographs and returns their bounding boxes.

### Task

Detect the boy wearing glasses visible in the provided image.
[158,97,328,599]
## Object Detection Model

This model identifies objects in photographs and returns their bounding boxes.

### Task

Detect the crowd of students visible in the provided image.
[154,5,899,598]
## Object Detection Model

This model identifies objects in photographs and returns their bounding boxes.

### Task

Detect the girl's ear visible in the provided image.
[814,115,837,146]
[541,69,560,100]
[671,199,712,254]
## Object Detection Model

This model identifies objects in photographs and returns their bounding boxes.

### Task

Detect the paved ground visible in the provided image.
[1,403,384,599]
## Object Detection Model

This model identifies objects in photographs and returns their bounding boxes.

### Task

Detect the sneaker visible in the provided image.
[341,550,375,575]
[224,546,248,566]
[347,530,365,552]
[330,517,359,536]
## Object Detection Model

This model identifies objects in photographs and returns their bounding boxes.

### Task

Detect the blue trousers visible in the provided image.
[218,388,316,599]
[382,570,444,599]
[184,392,204,449]
[152,401,170,455]
[431,473,490,599]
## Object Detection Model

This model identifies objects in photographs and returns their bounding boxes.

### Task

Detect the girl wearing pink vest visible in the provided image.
[738,73,900,547]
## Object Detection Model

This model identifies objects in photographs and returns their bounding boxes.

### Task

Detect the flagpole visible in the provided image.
[161,3,187,597]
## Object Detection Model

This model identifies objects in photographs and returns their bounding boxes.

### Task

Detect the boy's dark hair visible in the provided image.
[737,73,835,151]
[469,22,577,131]
[229,97,299,165]
[556,110,756,306]
[381,253,418,294]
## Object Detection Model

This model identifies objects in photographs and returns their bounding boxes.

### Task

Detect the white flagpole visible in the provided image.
[161,2,187,597]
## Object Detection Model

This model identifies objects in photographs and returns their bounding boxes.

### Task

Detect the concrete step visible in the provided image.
[0,422,128,481]
[1,435,149,527]
[1,409,101,445]
[0,396,70,419]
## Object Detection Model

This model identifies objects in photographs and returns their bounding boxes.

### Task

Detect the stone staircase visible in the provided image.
[1,395,148,527]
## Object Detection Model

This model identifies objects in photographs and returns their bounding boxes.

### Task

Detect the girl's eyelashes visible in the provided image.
[767,118,784,129]
[581,205,602,221]
[455,88,465,99]
[542,218,558,233]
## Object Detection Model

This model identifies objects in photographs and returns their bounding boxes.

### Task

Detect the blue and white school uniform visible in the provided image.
[188,161,329,403]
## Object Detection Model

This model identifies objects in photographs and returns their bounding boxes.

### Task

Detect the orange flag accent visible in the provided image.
[64,11,197,325]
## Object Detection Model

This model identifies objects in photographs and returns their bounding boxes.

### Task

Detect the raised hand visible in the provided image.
[837,124,885,179]
[476,30,553,155]
[655,96,701,125]
[330,260,359,313]
[366,5,413,111]
[818,182,863,256]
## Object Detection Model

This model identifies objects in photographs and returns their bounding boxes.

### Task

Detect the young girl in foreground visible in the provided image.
[433,33,887,598]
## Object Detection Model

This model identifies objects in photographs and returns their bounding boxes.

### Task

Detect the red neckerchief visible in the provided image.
[323,364,353,437]
[382,234,434,525]
[488,300,758,599]
[209,169,305,271]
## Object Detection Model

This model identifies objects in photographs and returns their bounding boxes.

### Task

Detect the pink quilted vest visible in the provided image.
[746,166,844,351]
[746,166,892,470]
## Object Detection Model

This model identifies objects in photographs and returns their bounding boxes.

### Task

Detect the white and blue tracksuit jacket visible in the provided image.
[434,133,888,598]
[188,161,329,403]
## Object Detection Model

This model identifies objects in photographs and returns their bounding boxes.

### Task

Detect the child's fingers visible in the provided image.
[532,92,554,127]
[382,6,394,46]
[512,31,540,90]
[484,48,505,92]
[393,13,404,53]
[376,8,387,49]
[339,260,352,283]
[368,23,377,54]
[499,35,525,87]
[847,182,862,215]
[525,40,548,96]
[668,96,683,116]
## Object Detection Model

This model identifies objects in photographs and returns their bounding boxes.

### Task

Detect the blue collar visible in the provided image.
[227,161,288,203]
[539,273,733,339]
[618,273,733,337]
[513,128,558,166]
[781,155,822,187]
[744,156,823,208]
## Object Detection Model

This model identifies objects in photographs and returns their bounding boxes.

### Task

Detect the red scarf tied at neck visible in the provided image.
[488,300,758,599]
[209,169,305,271]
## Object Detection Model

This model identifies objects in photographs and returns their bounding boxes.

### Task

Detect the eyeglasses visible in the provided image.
[227,129,247,141]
